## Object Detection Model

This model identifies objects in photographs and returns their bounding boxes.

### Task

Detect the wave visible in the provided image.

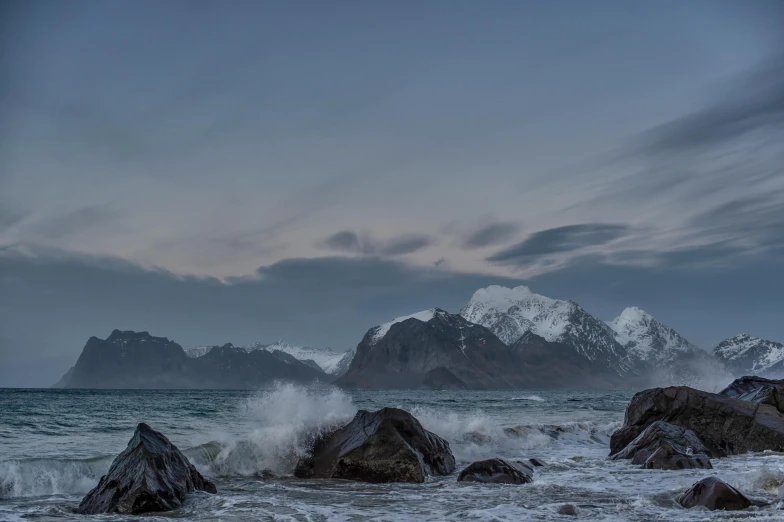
[0,455,112,499]
[511,395,545,402]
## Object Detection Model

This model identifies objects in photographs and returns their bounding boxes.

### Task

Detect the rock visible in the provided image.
[609,386,784,456]
[720,376,784,412]
[457,458,533,484]
[529,457,546,467]
[611,421,718,465]
[77,423,216,515]
[678,477,751,511]
[557,503,579,515]
[642,445,712,470]
[294,407,455,483]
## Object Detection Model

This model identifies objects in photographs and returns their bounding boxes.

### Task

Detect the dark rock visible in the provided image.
[678,477,751,511]
[642,445,712,470]
[294,407,455,483]
[457,458,533,484]
[77,423,216,515]
[720,376,784,412]
[611,421,719,464]
[529,457,546,467]
[609,386,784,456]
[557,504,579,515]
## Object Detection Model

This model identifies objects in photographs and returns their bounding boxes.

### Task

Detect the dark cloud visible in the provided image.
[323,231,362,252]
[320,231,434,257]
[639,55,784,155]
[377,234,434,256]
[487,223,630,265]
[0,207,25,233]
[27,206,119,240]
[463,222,520,249]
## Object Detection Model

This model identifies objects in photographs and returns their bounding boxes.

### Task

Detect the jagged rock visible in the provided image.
[457,458,533,484]
[294,408,455,483]
[609,386,784,456]
[77,423,216,514]
[678,477,751,511]
[610,421,719,464]
[642,445,712,470]
[720,376,784,412]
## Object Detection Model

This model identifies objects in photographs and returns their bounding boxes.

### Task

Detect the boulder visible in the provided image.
[678,477,751,511]
[642,445,712,470]
[294,407,455,483]
[610,386,784,456]
[77,423,216,515]
[720,376,784,412]
[611,421,719,464]
[457,458,533,484]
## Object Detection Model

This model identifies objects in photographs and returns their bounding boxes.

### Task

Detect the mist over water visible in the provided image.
[2,384,784,521]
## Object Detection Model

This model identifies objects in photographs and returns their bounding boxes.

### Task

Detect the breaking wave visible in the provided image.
[0,455,112,499]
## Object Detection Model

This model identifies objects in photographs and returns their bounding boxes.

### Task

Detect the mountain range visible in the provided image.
[54,285,783,389]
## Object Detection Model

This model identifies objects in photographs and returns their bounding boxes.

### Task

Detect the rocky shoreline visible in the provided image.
[80,376,784,515]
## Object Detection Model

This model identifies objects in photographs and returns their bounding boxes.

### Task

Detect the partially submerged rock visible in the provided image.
[457,458,533,484]
[610,386,784,456]
[678,477,751,511]
[720,376,784,412]
[294,407,455,483]
[77,423,216,515]
[611,421,716,470]
[642,445,712,470]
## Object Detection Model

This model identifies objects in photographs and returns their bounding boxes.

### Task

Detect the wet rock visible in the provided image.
[720,376,784,412]
[457,458,533,484]
[611,421,718,467]
[77,423,216,515]
[557,503,579,515]
[678,477,751,511]
[610,386,784,456]
[642,445,712,470]
[529,457,546,467]
[294,407,455,483]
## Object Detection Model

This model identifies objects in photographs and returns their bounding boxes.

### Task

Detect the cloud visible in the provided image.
[487,223,630,265]
[27,206,119,240]
[638,55,784,155]
[377,234,434,256]
[463,221,520,248]
[320,230,434,257]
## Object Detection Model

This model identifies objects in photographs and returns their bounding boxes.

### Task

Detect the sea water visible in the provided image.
[2,385,784,521]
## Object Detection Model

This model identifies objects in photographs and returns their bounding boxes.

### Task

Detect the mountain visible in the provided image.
[460,285,630,375]
[55,330,326,389]
[335,308,627,390]
[185,341,354,377]
[336,309,533,389]
[607,307,698,363]
[713,334,784,376]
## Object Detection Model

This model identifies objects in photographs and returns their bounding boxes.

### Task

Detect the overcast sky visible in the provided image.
[1,1,783,387]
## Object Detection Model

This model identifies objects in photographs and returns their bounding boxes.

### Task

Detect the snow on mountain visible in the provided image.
[607,306,698,362]
[253,341,354,377]
[185,346,214,358]
[713,334,784,375]
[460,286,627,370]
[185,341,353,377]
[368,309,438,345]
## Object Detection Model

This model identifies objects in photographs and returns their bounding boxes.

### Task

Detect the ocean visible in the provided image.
[2,385,784,521]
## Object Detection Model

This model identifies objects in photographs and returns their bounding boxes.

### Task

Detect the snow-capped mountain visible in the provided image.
[607,306,698,363]
[252,341,354,377]
[713,334,784,376]
[368,309,438,345]
[185,340,353,377]
[460,285,629,373]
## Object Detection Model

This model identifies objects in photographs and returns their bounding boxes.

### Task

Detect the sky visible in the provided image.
[1,1,783,387]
